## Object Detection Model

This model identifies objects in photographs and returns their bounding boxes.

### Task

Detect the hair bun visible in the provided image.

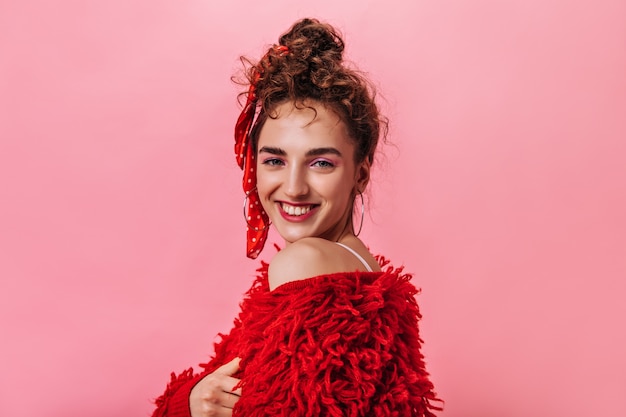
[278,18,344,63]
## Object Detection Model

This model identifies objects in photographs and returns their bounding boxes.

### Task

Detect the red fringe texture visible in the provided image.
[152,259,441,416]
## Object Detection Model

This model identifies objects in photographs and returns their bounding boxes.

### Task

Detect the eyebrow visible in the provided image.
[258,146,342,157]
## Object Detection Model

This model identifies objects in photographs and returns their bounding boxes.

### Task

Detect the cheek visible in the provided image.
[256,180,269,200]
[317,177,354,205]
[256,182,273,214]
[255,170,274,200]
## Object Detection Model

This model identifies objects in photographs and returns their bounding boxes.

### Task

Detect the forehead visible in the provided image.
[258,101,353,150]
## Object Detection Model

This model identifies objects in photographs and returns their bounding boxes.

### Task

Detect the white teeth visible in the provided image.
[282,203,312,216]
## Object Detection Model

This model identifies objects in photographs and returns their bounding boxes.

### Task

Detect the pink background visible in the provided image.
[1,1,625,416]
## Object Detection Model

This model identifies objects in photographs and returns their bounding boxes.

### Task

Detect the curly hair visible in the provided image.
[242,18,387,165]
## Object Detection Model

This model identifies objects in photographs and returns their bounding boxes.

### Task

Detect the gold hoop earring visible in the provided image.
[354,191,365,237]
[243,188,270,232]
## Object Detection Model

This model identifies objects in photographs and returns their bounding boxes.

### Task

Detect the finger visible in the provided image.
[215,357,241,376]
[197,385,239,414]
[219,391,240,409]
[203,389,239,410]
[206,381,240,410]
[219,375,242,396]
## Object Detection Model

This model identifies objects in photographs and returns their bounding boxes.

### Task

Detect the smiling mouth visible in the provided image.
[280,202,317,216]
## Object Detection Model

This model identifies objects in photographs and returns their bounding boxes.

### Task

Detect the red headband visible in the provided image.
[234,45,288,258]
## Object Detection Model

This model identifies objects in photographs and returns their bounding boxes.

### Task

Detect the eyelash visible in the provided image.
[261,158,285,167]
[261,158,335,169]
[311,159,335,168]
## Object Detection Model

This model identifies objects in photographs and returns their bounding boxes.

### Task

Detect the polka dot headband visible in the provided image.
[234,45,289,259]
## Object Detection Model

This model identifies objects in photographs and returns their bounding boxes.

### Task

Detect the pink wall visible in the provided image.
[1,1,624,416]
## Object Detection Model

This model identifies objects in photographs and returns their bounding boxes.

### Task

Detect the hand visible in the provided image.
[189,357,242,417]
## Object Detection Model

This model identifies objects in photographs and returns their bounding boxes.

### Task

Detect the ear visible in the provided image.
[354,158,371,193]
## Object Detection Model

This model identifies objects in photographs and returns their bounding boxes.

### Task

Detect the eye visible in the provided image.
[261,158,285,167]
[311,159,335,169]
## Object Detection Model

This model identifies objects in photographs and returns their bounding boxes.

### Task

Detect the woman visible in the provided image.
[152,18,440,417]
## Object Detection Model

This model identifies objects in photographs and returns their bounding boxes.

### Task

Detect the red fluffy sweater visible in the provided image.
[152,257,441,416]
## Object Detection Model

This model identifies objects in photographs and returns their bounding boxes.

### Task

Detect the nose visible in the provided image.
[284,165,309,198]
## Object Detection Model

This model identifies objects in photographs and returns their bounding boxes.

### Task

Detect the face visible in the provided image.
[256,101,369,244]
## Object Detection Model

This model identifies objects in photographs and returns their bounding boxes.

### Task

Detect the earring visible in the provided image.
[243,188,270,232]
[354,191,365,237]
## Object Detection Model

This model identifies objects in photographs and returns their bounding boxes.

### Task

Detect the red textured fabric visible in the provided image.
[151,258,441,416]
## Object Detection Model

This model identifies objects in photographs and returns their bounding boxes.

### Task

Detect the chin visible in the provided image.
[274,225,317,243]
[278,231,312,244]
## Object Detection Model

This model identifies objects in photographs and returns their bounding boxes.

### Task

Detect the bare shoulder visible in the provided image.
[268,238,346,291]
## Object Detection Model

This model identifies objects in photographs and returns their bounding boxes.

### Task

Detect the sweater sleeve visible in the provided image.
[234,265,442,417]
[151,369,204,417]
[151,267,270,417]
[151,327,242,417]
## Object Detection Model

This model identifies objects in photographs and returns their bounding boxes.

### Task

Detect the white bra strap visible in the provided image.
[335,242,373,272]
